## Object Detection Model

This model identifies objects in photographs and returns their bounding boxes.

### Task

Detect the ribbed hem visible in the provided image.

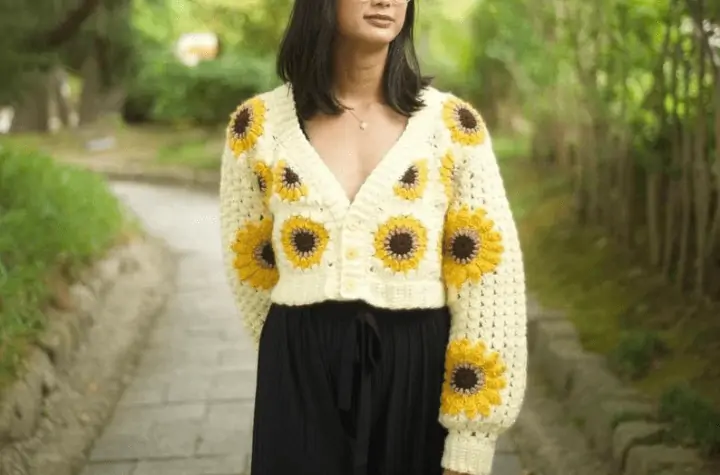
[441,431,498,475]
[271,278,446,309]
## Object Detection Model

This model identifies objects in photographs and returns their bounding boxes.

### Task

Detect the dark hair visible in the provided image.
[276,0,432,120]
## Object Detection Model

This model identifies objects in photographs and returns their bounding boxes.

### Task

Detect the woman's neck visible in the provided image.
[333,41,388,107]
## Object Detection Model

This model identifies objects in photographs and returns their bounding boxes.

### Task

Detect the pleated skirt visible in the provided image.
[251,300,450,475]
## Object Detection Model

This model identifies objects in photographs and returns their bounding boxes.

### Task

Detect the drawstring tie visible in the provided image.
[337,310,381,475]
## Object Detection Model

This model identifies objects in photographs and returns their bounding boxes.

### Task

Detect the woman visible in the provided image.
[219,0,527,474]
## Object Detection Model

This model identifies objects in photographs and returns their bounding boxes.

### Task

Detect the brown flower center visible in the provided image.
[233,108,251,136]
[457,107,477,130]
[452,365,485,392]
[400,166,418,186]
[386,230,416,258]
[283,167,301,186]
[451,233,478,262]
[256,242,275,268]
[293,230,316,254]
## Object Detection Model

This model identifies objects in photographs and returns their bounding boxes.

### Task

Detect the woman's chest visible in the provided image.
[310,124,406,203]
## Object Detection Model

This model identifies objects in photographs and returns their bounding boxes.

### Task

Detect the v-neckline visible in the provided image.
[276,84,430,214]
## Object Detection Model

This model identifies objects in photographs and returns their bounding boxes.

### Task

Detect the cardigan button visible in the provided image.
[345,248,359,260]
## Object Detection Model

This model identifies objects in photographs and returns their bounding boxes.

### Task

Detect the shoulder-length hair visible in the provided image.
[276,0,432,120]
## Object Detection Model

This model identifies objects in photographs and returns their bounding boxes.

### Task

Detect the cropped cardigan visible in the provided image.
[219,83,527,475]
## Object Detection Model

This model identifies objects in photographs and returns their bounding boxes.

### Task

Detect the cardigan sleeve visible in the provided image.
[439,98,528,475]
[219,97,276,346]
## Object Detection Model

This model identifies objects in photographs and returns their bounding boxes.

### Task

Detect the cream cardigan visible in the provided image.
[219,83,527,475]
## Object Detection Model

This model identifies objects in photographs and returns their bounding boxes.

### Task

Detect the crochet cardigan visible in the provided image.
[219,83,527,475]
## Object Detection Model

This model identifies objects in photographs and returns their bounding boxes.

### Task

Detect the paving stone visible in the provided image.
[492,453,524,475]
[90,418,203,461]
[95,403,205,440]
[119,379,168,406]
[612,421,665,469]
[134,454,248,475]
[80,462,137,475]
[142,346,223,366]
[167,375,213,403]
[217,348,257,373]
[497,433,516,453]
[624,446,703,475]
[208,371,256,401]
[585,399,656,457]
[197,407,253,456]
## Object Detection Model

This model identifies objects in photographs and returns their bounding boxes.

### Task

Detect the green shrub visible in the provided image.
[609,330,669,380]
[0,144,125,385]
[124,51,278,126]
[660,384,720,456]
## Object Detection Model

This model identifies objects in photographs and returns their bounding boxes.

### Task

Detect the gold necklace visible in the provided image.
[346,108,368,131]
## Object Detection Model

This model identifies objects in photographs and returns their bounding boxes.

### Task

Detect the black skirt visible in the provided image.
[251,300,450,475]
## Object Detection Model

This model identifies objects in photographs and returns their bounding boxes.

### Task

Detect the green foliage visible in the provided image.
[132,0,292,56]
[0,0,63,103]
[610,331,669,380]
[0,0,137,104]
[124,52,277,126]
[660,384,720,456]
[0,144,125,385]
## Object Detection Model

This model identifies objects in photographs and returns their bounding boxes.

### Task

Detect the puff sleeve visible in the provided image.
[438,95,528,474]
[219,96,276,346]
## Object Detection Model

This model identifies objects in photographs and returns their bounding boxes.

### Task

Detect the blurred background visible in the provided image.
[0,0,719,474]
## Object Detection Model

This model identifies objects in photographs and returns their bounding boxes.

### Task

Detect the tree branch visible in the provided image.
[29,0,102,50]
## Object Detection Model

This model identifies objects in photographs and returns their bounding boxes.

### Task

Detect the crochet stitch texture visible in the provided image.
[219,84,527,475]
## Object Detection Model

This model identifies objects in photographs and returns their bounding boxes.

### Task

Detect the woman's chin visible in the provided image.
[352,29,399,47]
[358,32,395,48]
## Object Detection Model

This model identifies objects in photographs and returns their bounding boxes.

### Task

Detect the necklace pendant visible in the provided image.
[359,121,368,130]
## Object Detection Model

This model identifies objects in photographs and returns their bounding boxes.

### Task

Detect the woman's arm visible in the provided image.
[439,96,528,475]
[219,97,276,346]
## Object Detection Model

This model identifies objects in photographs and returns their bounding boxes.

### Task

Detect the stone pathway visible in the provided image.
[80,181,526,475]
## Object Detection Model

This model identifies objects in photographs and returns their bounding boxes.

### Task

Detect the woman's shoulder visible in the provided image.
[237,84,292,109]
[227,85,288,129]
[421,86,489,148]
[225,85,291,157]
[422,86,483,117]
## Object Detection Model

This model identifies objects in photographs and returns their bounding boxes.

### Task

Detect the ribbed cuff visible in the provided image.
[441,430,498,475]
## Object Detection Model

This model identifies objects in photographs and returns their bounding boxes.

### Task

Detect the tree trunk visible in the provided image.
[78,55,126,126]
[9,72,51,133]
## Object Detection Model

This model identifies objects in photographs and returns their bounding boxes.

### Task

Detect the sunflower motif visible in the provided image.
[252,161,273,203]
[441,338,507,419]
[442,97,486,147]
[227,97,266,157]
[373,216,428,273]
[439,151,456,201]
[281,216,329,269]
[394,159,429,201]
[442,205,503,288]
[231,218,278,290]
[273,160,308,202]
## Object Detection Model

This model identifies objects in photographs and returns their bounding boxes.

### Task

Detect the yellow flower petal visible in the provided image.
[440,338,507,420]
[442,205,504,289]
[231,218,278,290]
[227,97,266,157]
[373,215,428,274]
[280,216,329,269]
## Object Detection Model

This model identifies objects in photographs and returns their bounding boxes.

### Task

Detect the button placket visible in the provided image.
[340,216,365,298]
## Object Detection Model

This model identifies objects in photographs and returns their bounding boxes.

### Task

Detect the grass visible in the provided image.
[494,134,720,458]
[155,133,223,170]
[0,143,131,389]
[0,119,224,172]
